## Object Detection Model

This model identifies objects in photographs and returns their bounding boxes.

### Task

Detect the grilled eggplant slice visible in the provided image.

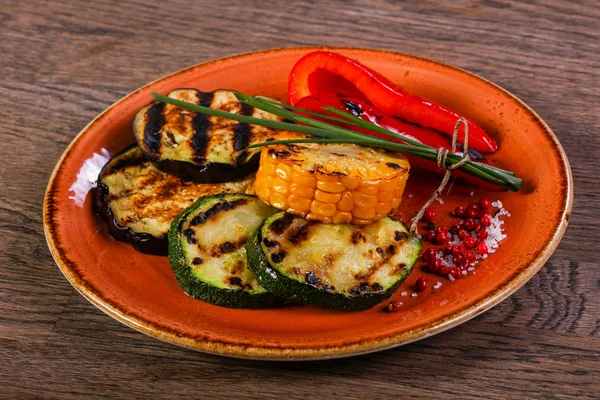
[94,145,253,254]
[246,212,422,311]
[168,194,282,309]
[133,88,303,183]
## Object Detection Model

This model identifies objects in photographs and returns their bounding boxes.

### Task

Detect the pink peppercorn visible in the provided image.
[476,242,489,255]
[463,236,476,249]
[416,277,429,292]
[479,197,491,210]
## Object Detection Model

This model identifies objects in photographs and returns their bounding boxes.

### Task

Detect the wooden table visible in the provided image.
[1,0,598,398]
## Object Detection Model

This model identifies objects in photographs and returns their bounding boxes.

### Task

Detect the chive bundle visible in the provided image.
[150,92,522,191]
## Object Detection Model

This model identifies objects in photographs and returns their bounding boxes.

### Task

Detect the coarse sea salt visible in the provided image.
[411,293,418,297]
[68,148,111,207]
[401,292,408,297]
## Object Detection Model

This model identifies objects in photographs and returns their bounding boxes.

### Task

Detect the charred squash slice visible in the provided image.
[168,194,282,308]
[246,212,421,311]
[94,145,253,254]
[133,88,304,183]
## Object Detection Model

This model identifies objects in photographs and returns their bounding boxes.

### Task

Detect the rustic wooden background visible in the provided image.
[1,0,598,398]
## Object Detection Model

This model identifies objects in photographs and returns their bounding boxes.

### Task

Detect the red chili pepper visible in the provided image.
[295,94,504,191]
[288,51,498,154]
[298,93,451,148]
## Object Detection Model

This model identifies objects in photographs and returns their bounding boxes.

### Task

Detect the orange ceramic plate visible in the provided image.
[43,48,572,360]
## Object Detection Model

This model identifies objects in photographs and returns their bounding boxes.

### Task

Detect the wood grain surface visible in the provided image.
[1,0,598,398]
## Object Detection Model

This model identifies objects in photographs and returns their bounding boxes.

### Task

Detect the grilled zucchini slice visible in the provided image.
[94,145,253,254]
[246,212,421,311]
[168,194,282,309]
[133,88,303,183]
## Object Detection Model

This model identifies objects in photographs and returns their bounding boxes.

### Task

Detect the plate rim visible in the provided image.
[43,46,573,360]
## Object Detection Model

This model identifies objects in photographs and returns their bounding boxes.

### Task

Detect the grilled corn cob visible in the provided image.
[253,143,410,224]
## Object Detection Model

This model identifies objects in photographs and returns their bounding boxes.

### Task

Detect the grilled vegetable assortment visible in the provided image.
[94,145,253,254]
[133,89,304,182]
[168,194,282,308]
[93,49,524,311]
[246,212,421,311]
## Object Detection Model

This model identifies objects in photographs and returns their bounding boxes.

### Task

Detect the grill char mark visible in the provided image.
[286,221,316,245]
[240,103,254,116]
[191,90,214,161]
[189,199,249,226]
[233,123,252,152]
[268,213,295,235]
[233,104,254,154]
[209,238,247,257]
[144,102,166,156]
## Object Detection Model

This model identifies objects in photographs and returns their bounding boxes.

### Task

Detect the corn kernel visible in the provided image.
[337,191,354,212]
[398,173,409,187]
[275,164,293,181]
[293,164,314,176]
[377,191,396,202]
[340,176,360,190]
[351,217,372,225]
[316,172,340,182]
[290,183,315,199]
[352,192,377,208]
[306,213,332,224]
[260,174,274,187]
[379,176,399,192]
[256,186,271,201]
[289,195,312,212]
[392,197,402,209]
[287,207,308,218]
[367,164,386,179]
[317,180,346,193]
[272,177,290,195]
[381,164,401,179]
[310,200,337,217]
[292,173,317,187]
[260,159,276,175]
[375,202,393,215]
[270,192,289,209]
[352,206,376,220]
[314,189,342,204]
[332,211,353,224]
[356,179,380,195]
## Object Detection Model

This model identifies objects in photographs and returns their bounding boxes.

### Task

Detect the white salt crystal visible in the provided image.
[69,148,111,207]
